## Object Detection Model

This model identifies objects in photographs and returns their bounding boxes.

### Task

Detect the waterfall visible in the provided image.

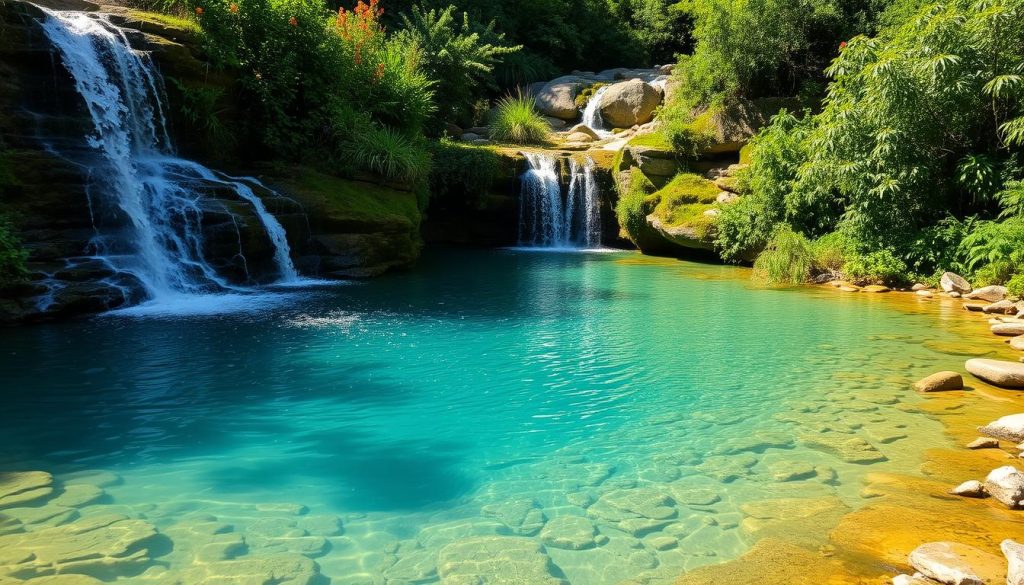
[581,86,611,137]
[518,153,602,249]
[38,9,299,305]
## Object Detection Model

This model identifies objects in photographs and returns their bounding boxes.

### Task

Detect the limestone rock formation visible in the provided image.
[949,480,986,498]
[979,413,1024,442]
[1003,539,1024,585]
[907,541,1002,585]
[983,466,1024,509]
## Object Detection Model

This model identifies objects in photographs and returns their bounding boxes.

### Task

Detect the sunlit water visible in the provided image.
[0,249,981,584]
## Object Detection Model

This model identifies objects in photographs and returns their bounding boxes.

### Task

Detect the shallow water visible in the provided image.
[0,249,981,584]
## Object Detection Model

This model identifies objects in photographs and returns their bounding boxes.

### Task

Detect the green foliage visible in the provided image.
[346,124,432,184]
[1007,272,1024,297]
[674,0,882,107]
[489,94,548,144]
[842,249,908,284]
[575,83,607,109]
[615,171,658,245]
[396,4,519,128]
[752,226,813,285]
[961,218,1024,273]
[168,78,236,152]
[658,100,713,159]
[809,230,856,273]
[427,138,501,207]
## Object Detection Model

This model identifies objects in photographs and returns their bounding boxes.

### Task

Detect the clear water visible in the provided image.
[0,250,973,584]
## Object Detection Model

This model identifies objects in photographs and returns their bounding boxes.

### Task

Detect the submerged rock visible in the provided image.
[893,574,939,585]
[1003,539,1024,585]
[983,466,1024,509]
[979,413,1024,442]
[965,359,1024,389]
[965,437,999,449]
[799,435,887,464]
[949,480,987,498]
[908,541,1002,585]
[0,472,54,509]
[539,515,597,550]
[437,536,566,585]
[480,498,546,536]
[913,371,964,392]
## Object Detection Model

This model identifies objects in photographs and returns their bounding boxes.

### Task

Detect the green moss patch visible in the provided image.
[650,173,719,239]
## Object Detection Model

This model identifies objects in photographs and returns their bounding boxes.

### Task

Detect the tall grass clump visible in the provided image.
[753,226,813,285]
[347,125,431,184]
[489,93,548,145]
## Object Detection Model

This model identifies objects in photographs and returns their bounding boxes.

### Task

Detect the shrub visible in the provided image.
[0,214,27,288]
[1007,272,1024,298]
[842,250,908,285]
[810,230,856,274]
[615,171,657,245]
[489,93,548,144]
[346,124,431,184]
[752,226,813,285]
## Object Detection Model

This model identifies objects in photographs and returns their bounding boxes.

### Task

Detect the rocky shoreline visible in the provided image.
[677,276,1024,585]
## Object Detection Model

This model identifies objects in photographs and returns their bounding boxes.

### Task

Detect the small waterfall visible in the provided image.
[518,153,602,249]
[581,86,611,137]
[39,9,299,305]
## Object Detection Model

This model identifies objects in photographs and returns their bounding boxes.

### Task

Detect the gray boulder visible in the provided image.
[993,322,1024,336]
[908,541,999,585]
[535,76,588,120]
[941,272,972,294]
[983,300,1018,314]
[979,413,1024,442]
[984,466,1024,509]
[1004,539,1024,585]
[599,79,661,128]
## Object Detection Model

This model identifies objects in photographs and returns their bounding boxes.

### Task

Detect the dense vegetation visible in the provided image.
[711,0,1024,289]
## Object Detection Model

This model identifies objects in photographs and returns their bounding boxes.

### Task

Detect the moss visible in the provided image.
[627,131,673,151]
[574,82,607,109]
[615,169,658,244]
[739,143,753,165]
[270,166,421,230]
[115,8,200,37]
[649,173,720,240]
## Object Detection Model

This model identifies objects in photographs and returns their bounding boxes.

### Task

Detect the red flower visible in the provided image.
[839,41,848,50]
[289,16,298,26]
[194,6,204,14]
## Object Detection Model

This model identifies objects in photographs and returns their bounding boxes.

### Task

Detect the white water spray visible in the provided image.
[39,9,299,305]
[581,85,612,138]
[518,153,601,248]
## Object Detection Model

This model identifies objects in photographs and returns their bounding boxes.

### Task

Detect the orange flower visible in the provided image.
[229,2,238,13]
[288,16,298,26]
[374,62,385,80]
[194,6,204,14]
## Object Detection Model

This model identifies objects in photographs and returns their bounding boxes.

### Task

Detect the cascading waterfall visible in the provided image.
[39,9,299,305]
[518,153,602,249]
[581,85,611,137]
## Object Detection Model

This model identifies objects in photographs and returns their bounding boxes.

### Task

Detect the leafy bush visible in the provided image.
[809,230,856,274]
[752,226,813,285]
[0,214,27,288]
[842,249,908,285]
[489,93,548,144]
[615,171,657,245]
[396,4,519,129]
[1007,272,1024,297]
[346,124,432,184]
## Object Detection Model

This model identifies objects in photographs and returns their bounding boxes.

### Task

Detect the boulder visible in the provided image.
[908,541,1003,585]
[716,191,739,204]
[1010,336,1024,351]
[444,123,463,137]
[965,359,1024,388]
[949,480,986,498]
[913,371,964,392]
[965,303,987,312]
[965,285,1008,303]
[535,77,587,120]
[599,79,661,128]
[979,414,1024,442]
[983,300,1018,314]
[461,132,483,142]
[913,283,930,291]
[565,132,594,143]
[966,437,999,449]
[993,322,1024,336]
[566,124,600,140]
[941,272,972,294]
[1004,539,1024,585]
[864,285,891,293]
[983,466,1024,509]
[916,290,935,298]
[950,291,962,298]
[543,116,567,129]
[539,516,597,550]
[893,575,938,585]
